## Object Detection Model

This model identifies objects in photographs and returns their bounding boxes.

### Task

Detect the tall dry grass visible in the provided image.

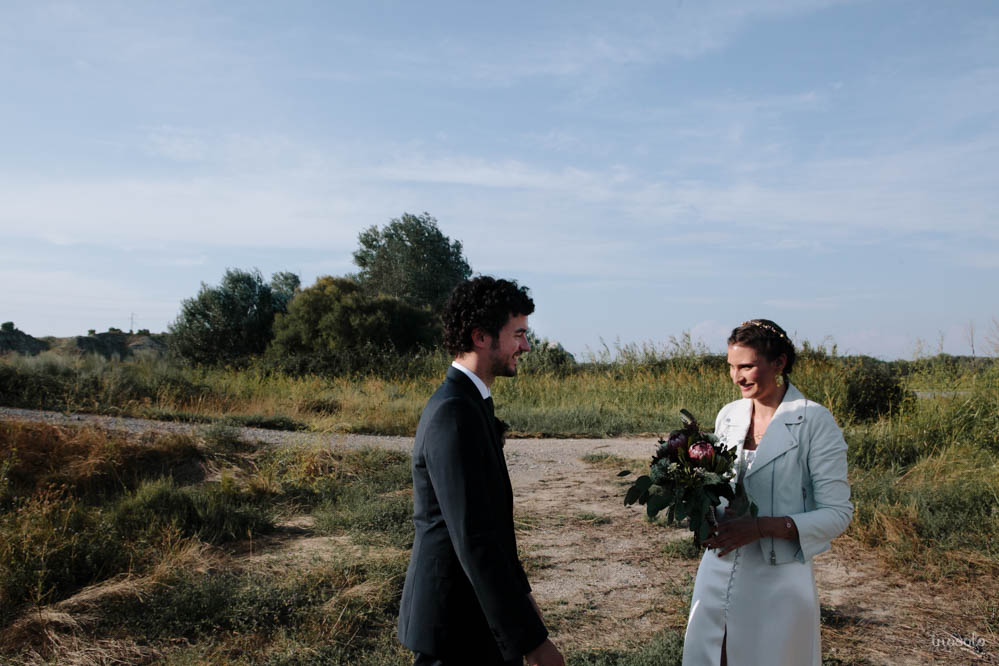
[0,419,416,663]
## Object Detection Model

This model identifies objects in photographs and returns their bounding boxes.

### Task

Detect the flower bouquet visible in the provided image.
[621,409,756,543]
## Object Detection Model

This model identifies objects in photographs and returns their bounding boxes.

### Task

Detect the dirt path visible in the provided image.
[3,408,996,664]
[503,439,998,664]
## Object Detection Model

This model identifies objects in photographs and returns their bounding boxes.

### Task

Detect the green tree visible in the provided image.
[353,212,472,311]
[269,276,438,368]
[169,268,299,365]
[270,271,301,312]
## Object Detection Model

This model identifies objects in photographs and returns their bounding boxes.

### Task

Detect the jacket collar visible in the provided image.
[444,366,501,447]
[730,383,807,478]
[446,365,484,402]
[450,361,490,399]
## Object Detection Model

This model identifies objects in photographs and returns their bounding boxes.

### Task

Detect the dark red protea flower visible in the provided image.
[664,430,687,461]
[687,440,714,467]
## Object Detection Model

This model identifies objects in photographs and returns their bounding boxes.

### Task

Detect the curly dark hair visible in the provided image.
[728,319,797,383]
[442,276,535,356]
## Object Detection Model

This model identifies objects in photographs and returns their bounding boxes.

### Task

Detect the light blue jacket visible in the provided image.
[714,383,853,565]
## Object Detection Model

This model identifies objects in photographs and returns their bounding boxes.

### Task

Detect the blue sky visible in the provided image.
[2,0,997,359]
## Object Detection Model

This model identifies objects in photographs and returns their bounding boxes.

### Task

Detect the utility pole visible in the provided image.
[130,313,135,334]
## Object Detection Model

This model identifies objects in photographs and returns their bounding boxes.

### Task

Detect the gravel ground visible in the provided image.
[0,406,411,451]
[0,406,657,460]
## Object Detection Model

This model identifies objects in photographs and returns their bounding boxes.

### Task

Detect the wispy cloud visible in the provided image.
[289,0,859,88]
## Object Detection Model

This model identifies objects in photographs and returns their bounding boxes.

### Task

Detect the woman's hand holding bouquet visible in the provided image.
[622,409,756,544]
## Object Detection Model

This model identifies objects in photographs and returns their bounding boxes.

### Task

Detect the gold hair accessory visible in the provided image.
[741,320,789,341]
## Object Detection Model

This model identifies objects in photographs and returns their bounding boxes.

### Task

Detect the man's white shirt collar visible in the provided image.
[451,361,490,400]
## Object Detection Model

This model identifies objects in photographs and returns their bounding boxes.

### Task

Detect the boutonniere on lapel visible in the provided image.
[494,417,508,449]
[620,409,758,544]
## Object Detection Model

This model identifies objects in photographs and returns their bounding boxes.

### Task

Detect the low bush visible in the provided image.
[315,486,413,548]
[111,477,273,546]
[519,332,576,376]
[842,356,910,422]
[312,447,414,548]
[0,489,127,626]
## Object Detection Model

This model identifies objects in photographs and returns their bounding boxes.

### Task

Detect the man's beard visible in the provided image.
[490,341,517,378]
[491,356,517,378]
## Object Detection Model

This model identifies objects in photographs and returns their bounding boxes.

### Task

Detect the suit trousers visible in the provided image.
[414,651,522,666]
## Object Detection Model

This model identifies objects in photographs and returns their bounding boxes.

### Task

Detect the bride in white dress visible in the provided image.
[682,320,853,666]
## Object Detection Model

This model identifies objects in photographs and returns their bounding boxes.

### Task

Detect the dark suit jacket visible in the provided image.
[398,367,548,662]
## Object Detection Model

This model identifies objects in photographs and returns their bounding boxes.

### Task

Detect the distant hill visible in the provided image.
[1,325,169,359]
[51,331,170,359]
[0,324,49,355]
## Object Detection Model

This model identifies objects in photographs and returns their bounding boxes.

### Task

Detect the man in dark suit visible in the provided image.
[398,277,565,666]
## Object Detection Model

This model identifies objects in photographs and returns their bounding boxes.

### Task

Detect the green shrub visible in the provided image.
[0,490,126,626]
[843,356,910,421]
[519,332,576,376]
[111,478,199,538]
[187,480,274,543]
[312,448,413,547]
[315,487,414,548]
[110,478,272,545]
[268,276,440,367]
[0,352,213,413]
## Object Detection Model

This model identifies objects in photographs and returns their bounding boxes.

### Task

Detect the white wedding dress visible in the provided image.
[682,449,822,666]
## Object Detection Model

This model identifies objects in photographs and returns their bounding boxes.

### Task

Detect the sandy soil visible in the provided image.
[2,408,996,664]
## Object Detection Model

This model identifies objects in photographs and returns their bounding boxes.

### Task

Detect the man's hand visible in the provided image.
[525,638,565,666]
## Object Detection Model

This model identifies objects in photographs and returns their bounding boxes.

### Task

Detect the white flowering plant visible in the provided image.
[621,409,756,543]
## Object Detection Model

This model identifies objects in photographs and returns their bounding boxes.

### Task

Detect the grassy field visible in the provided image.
[4,346,989,436]
[1,349,997,662]
[0,421,698,664]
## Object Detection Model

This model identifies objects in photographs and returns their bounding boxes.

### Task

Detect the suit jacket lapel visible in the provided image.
[446,367,493,427]
[444,366,506,459]
[745,384,804,479]
[446,369,514,512]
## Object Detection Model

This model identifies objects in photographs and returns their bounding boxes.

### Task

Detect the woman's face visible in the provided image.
[727,343,785,402]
